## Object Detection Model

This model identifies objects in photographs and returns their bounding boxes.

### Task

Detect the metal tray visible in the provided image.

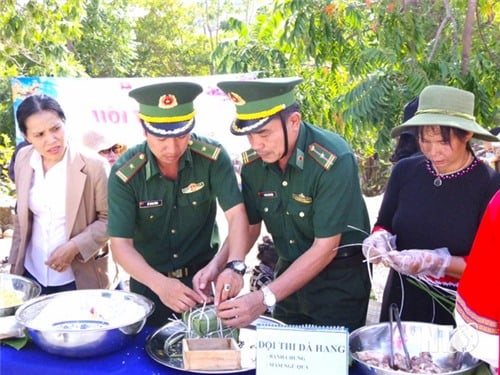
[146,315,284,373]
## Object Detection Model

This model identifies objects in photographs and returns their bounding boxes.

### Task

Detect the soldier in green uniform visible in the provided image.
[216,77,371,331]
[108,82,249,326]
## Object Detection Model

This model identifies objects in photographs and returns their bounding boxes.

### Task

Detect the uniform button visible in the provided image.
[173,253,179,258]
[171,229,176,234]
[192,201,197,206]
[149,215,154,219]
[264,207,269,212]
[289,239,295,244]
[286,211,290,215]
[299,212,305,217]
[282,181,288,187]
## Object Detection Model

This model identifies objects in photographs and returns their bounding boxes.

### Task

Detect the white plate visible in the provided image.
[146,315,284,374]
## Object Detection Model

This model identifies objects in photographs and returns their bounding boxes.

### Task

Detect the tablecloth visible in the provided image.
[0,326,376,375]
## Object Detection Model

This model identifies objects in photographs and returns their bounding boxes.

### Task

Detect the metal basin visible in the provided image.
[15,289,154,358]
[0,273,41,317]
[350,321,482,374]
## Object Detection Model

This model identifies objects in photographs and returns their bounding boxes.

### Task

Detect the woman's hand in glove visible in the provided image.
[387,248,452,278]
[362,229,396,264]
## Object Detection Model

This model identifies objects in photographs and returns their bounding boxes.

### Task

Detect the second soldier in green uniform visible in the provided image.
[108,82,249,326]
[216,77,371,331]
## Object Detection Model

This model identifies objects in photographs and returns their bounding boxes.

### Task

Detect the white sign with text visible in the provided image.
[256,324,349,375]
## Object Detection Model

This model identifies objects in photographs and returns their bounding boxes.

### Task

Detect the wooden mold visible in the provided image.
[182,338,241,370]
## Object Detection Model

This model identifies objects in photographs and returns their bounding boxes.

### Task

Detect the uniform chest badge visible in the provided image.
[139,200,163,208]
[258,191,277,198]
[182,182,205,194]
[292,193,312,204]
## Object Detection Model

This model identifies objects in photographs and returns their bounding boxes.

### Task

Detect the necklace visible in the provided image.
[426,153,477,187]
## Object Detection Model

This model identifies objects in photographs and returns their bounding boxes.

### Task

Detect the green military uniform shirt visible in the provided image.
[241,121,371,330]
[107,134,243,274]
[241,122,370,262]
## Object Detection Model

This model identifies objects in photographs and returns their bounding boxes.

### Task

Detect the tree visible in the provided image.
[129,0,213,77]
[211,0,499,194]
[73,0,137,77]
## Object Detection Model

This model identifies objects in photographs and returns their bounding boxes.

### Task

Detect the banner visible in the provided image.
[10,74,257,158]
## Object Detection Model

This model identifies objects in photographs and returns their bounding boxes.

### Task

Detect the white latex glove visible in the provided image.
[387,247,452,278]
[362,229,396,264]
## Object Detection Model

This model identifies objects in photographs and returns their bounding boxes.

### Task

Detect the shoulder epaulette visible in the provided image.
[241,149,260,165]
[308,142,337,170]
[189,139,221,160]
[115,152,147,183]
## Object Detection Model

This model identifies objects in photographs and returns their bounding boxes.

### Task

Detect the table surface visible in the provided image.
[0,326,372,375]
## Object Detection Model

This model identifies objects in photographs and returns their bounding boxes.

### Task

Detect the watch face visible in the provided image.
[233,262,245,271]
[226,261,246,274]
[262,286,276,307]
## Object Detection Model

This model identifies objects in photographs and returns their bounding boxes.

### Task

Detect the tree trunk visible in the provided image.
[461,0,476,76]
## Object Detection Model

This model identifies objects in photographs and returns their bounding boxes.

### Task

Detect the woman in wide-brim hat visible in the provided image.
[362,85,500,326]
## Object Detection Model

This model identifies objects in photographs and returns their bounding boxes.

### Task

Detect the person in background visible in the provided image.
[80,127,129,290]
[474,126,500,172]
[363,85,500,325]
[452,189,499,374]
[8,94,119,294]
[81,127,127,166]
[107,82,250,326]
[389,97,420,163]
[216,77,371,332]
[249,235,278,293]
[7,139,30,183]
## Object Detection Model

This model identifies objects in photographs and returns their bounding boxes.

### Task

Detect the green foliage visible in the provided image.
[211,0,499,194]
[0,133,15,198]
[0,0,497,199]
[129,0,212,76]
[74,0,137,77]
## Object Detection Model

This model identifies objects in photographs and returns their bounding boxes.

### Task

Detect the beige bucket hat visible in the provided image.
[391,85,498,142]
[81,128,124,153]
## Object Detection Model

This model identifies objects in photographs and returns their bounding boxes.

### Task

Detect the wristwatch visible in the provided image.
[225,260,247,276]
[261,285,276,311]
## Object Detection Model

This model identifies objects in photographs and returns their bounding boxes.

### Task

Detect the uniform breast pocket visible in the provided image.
[257,197,282,235]
[286,199,314,234]
[177,187,211,210]
[137,206,165,238]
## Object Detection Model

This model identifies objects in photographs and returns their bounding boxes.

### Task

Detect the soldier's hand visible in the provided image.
[214,268,244,306]
[157,277,205,313]
[217,291,266,328]
[192,263,220,301]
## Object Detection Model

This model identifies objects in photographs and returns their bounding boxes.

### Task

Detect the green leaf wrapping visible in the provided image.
[182,306,239,342]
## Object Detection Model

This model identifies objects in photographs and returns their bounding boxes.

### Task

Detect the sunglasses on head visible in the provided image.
[99,145,122,155]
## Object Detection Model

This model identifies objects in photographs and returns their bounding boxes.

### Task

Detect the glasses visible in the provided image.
[99,145,122,155]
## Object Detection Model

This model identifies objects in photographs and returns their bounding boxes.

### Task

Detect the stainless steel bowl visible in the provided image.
[0,274,42,317]
[350,322,482,375]
[15,289,154,358]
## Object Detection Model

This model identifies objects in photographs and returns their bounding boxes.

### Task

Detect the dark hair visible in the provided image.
[16,94,66,135]
[390,132,419,163]
[275,102,300,123]
[417,126,473,152]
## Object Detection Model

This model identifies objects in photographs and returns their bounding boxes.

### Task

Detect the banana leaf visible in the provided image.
[182,306,239,342]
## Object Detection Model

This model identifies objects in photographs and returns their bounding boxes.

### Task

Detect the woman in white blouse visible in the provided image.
[9,94,119,293]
